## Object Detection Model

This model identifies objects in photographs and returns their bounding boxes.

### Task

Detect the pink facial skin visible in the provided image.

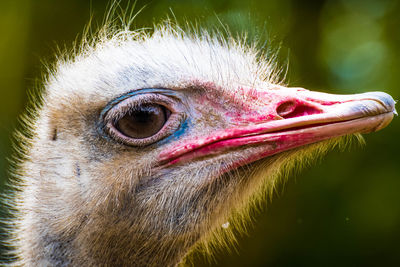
[159,87,395,172]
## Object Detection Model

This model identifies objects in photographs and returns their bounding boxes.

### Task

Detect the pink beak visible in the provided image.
[160,87,396,168]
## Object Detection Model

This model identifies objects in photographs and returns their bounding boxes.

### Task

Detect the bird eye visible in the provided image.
[102,92,184,147]
[115,104,171,139]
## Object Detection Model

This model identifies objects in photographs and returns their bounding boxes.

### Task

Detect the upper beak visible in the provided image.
[270,88,396,134]
[160,87,396,166]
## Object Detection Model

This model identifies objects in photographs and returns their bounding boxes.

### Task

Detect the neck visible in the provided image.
[77,219,198,266]
[25,209,199,266]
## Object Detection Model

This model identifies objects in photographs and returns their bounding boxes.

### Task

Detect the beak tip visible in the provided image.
[363,91,396,114]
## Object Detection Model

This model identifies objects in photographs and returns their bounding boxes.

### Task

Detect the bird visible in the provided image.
[3,18,396,266]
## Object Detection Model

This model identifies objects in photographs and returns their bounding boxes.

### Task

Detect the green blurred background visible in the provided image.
[0,0,399,266]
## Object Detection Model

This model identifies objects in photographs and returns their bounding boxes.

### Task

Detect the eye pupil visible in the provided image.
[116,104,168,139]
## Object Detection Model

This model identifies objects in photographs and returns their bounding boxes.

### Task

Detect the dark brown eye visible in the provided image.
[116,104,170,139]
[102,92,184,146]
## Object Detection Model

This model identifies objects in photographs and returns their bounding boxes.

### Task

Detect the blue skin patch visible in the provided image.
[98,88,189,146]
[158,118,191,146]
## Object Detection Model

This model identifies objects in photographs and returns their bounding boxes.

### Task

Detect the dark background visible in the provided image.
[1,0,399,266]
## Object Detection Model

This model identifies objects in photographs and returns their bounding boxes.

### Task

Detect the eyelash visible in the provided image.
[101,92,185,147]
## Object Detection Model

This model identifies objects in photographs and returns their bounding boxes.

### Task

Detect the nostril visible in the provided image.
[277,101,322,119]
[276,101,296,117]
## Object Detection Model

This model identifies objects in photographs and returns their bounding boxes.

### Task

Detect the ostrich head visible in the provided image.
[9,23,395,266]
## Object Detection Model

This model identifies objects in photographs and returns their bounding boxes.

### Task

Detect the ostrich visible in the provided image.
[3,19,395,266]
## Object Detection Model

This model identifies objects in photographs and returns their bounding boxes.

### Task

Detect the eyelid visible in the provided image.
[101,91,185,147]
[104,94,179,123]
